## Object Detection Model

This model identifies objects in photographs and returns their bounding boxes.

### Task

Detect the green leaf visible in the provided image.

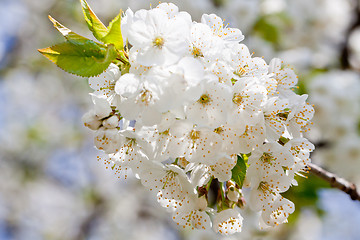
[48,15,88,41]
[80,0,108,40]
[102,12,123,50]
[231,155,247,188]
[38,39,117,77]
[80,1,124,51]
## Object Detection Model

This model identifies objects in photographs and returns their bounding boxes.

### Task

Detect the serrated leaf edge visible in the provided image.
[80,0,108,40]
[38,43,115,78]
[48,15,88,41]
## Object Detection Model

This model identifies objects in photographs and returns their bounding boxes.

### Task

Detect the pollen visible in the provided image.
[198,94,211,105]
[189,129,200,140]
[192,47,203,57]
[232,93,243,105]
[153,36,165,48]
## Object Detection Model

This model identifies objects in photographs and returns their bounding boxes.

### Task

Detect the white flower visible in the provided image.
[77,2,318,234]
[205,58,234,84]
[214,124,265,155]
[286,137,314,173]
[268,58,298,98]
[102,115,120,129]
[186,78,232,128]
[139,162,195,204]
[94,127,123,154]
[247,142,294,179]
[189,163,211,187]
[156,2,192,21]
[213,125,245,155]
[121,8,148,42]
[262,97,289,141]
[213,209,243,235]
[112,128,149,174]
[145,58,205,112]
[167,120,222,165]
[209,155,237,182]
[156,2,180,18]
[116,74,163,125]
[248,174,293,212]
[172,195,212,230]
[91,94,113,119]
[128,8,191,66]
[236,124,266,154]
[82,110,102,130]
[141,127,171,162]
[286,94,315,137]
[260,195,295,228]
[128,48,152,76]
[115,73,140,98]
[189,23,224,59]
[89,63,121,101]
[201,14,244,45]
[227,44,268,80]
[227,77,267,128]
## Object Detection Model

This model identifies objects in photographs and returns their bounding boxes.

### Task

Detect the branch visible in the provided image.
[306,162,360,201]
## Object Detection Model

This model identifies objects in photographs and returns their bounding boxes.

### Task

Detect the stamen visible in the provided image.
[153,36,165,48]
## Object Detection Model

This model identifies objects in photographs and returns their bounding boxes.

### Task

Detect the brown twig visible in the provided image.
[307,162,360,201]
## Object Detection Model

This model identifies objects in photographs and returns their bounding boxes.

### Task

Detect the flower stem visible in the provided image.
[307,163,360,201]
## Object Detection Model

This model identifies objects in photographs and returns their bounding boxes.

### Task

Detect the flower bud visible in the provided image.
[82,110,102,130]
[103,115,119,129]
[94,127,123,154]
[196,195,208,211]
[227,188,240,202]
[236,196,246,209]
[92,94,112,119]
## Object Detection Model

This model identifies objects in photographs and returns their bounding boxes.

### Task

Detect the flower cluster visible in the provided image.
[82,3,314,234]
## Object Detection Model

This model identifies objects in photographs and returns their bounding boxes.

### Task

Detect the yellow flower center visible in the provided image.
[189,130,200,140]
[153,36,165,48]
[232,93,243,105]
[260,152,273,164]
[214,127,224,134]
[234,65,248,77]
[198,94,211,105]
[192,47,203,57]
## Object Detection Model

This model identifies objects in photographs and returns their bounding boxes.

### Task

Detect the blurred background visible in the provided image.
[0,0,360,239]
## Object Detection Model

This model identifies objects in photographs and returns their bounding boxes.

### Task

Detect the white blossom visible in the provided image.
[128,8,191,66]
[80,2,316,235]
[213,209,243,235]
